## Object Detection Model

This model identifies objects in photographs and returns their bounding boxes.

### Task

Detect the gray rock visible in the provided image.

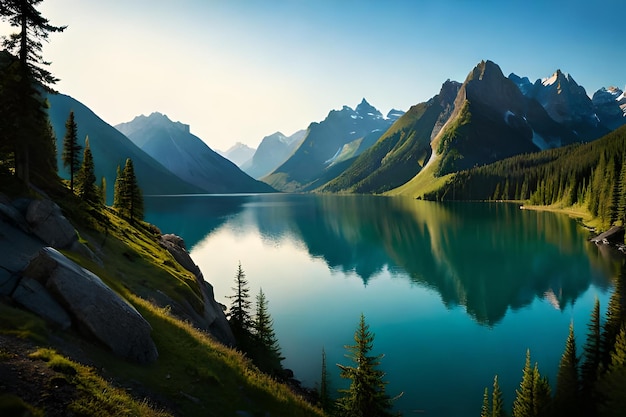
[0,201,30,233]
[25,199,77,249]
[23,247,158,363]
[159,234,235,346]
[12,277,72,330]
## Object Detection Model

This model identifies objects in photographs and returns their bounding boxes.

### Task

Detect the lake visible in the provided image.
[145,193,620,416]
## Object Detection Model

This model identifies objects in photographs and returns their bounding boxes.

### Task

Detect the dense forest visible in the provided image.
[424,126,626,231]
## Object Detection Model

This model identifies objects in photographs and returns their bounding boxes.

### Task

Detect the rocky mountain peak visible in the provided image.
[355,98,383,119]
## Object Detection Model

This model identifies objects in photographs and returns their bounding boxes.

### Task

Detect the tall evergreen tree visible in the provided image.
[601,270,626,369]
[0,0,65,184]
[100,176,107,206]
[597,324,626,417]
[113,164,122,208]
[112,158,143,223]
[252,288,283,375]
[62,111,81,192]
[227,262,253,344]
[481,387,490,417]
[581,297,601,414]
[554,324,580,417]
[76,136,98,204]
[492,375,505,417]
[512,349,551,417]
[336,314,396,417]
[319,347,333,413]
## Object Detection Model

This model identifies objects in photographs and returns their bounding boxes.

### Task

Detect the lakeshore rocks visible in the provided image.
[23,247,158,364]
[590,225,625,245]
[159,234,235,346]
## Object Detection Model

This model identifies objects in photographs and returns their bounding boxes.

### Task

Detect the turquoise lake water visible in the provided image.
[144,193,621,416]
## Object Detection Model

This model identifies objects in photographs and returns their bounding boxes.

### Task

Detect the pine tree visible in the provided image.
[112,158,143,223]
[601,271,626,370]
[597,324,626,417]
[481,387,490,417]
[336,314,395,417]
[62,111,81,192]
[227,262,253,344]
[581,297,601,413]
[512,349,552,417]
[113,164,122,208]
[0,0,65,184]
[100,176,107,206]
[554,324,580,417]
[252,288,283,375]
[492,375,505,417]
[76,136,98,204]
[319,347,333,413]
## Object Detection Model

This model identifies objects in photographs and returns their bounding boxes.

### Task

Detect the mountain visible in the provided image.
[322,80,460,193]
[262,99,399,192]
[241,130,306,179]
[45,93,203,203]
[592,85,626,130]
[115,113,275,194]
[217,142,256,167]
[510,69,610,141]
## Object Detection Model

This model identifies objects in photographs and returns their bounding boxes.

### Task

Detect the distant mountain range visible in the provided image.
[115,113,274,194]
[217,142,256,167]
[241,130,306,179]
[46,94,203,203]
[262,99,404,192]
[322,60,625,195]
[46,58,625,200]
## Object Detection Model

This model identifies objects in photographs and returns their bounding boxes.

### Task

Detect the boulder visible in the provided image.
[23,247,158,364]
[12,277,72,330]
[159,234,235,346]
[25,199,77,249]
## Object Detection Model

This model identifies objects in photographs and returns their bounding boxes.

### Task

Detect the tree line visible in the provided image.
[424,126,626,233]
[482,266,626,417]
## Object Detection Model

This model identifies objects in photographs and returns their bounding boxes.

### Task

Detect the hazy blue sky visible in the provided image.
[3,0,624,150]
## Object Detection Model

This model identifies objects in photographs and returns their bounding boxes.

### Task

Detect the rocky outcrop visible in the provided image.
[25,199,78,249]
[22,247,158,364]
[159,234,235,346]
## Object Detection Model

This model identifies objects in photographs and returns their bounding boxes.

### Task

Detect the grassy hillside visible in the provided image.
[0,184,323,417]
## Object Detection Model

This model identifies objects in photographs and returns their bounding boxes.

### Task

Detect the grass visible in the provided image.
[0,303,49,343]
[30,348,171,417]
[385,159,453,198]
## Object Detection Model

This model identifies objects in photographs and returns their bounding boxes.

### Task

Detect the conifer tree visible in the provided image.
[252,288,283,375]
[0,0,65,184]
[62,111,81,192]
[113,164,122,208]
[319,347,333,413]
[601,271,626,369]
[112,158,143,223]
[554,324,580,417]
[597,324,626,417]
[512,349,551,417]
[76,136,98,204]
[581,297,601,413]
[100,176,107,205]
[227,262,253,344]
[492,375,505,417]
[336,314,395,417]
[481,387,490,417]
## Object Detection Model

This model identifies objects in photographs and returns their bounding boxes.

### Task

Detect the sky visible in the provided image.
[2,0,625,151]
